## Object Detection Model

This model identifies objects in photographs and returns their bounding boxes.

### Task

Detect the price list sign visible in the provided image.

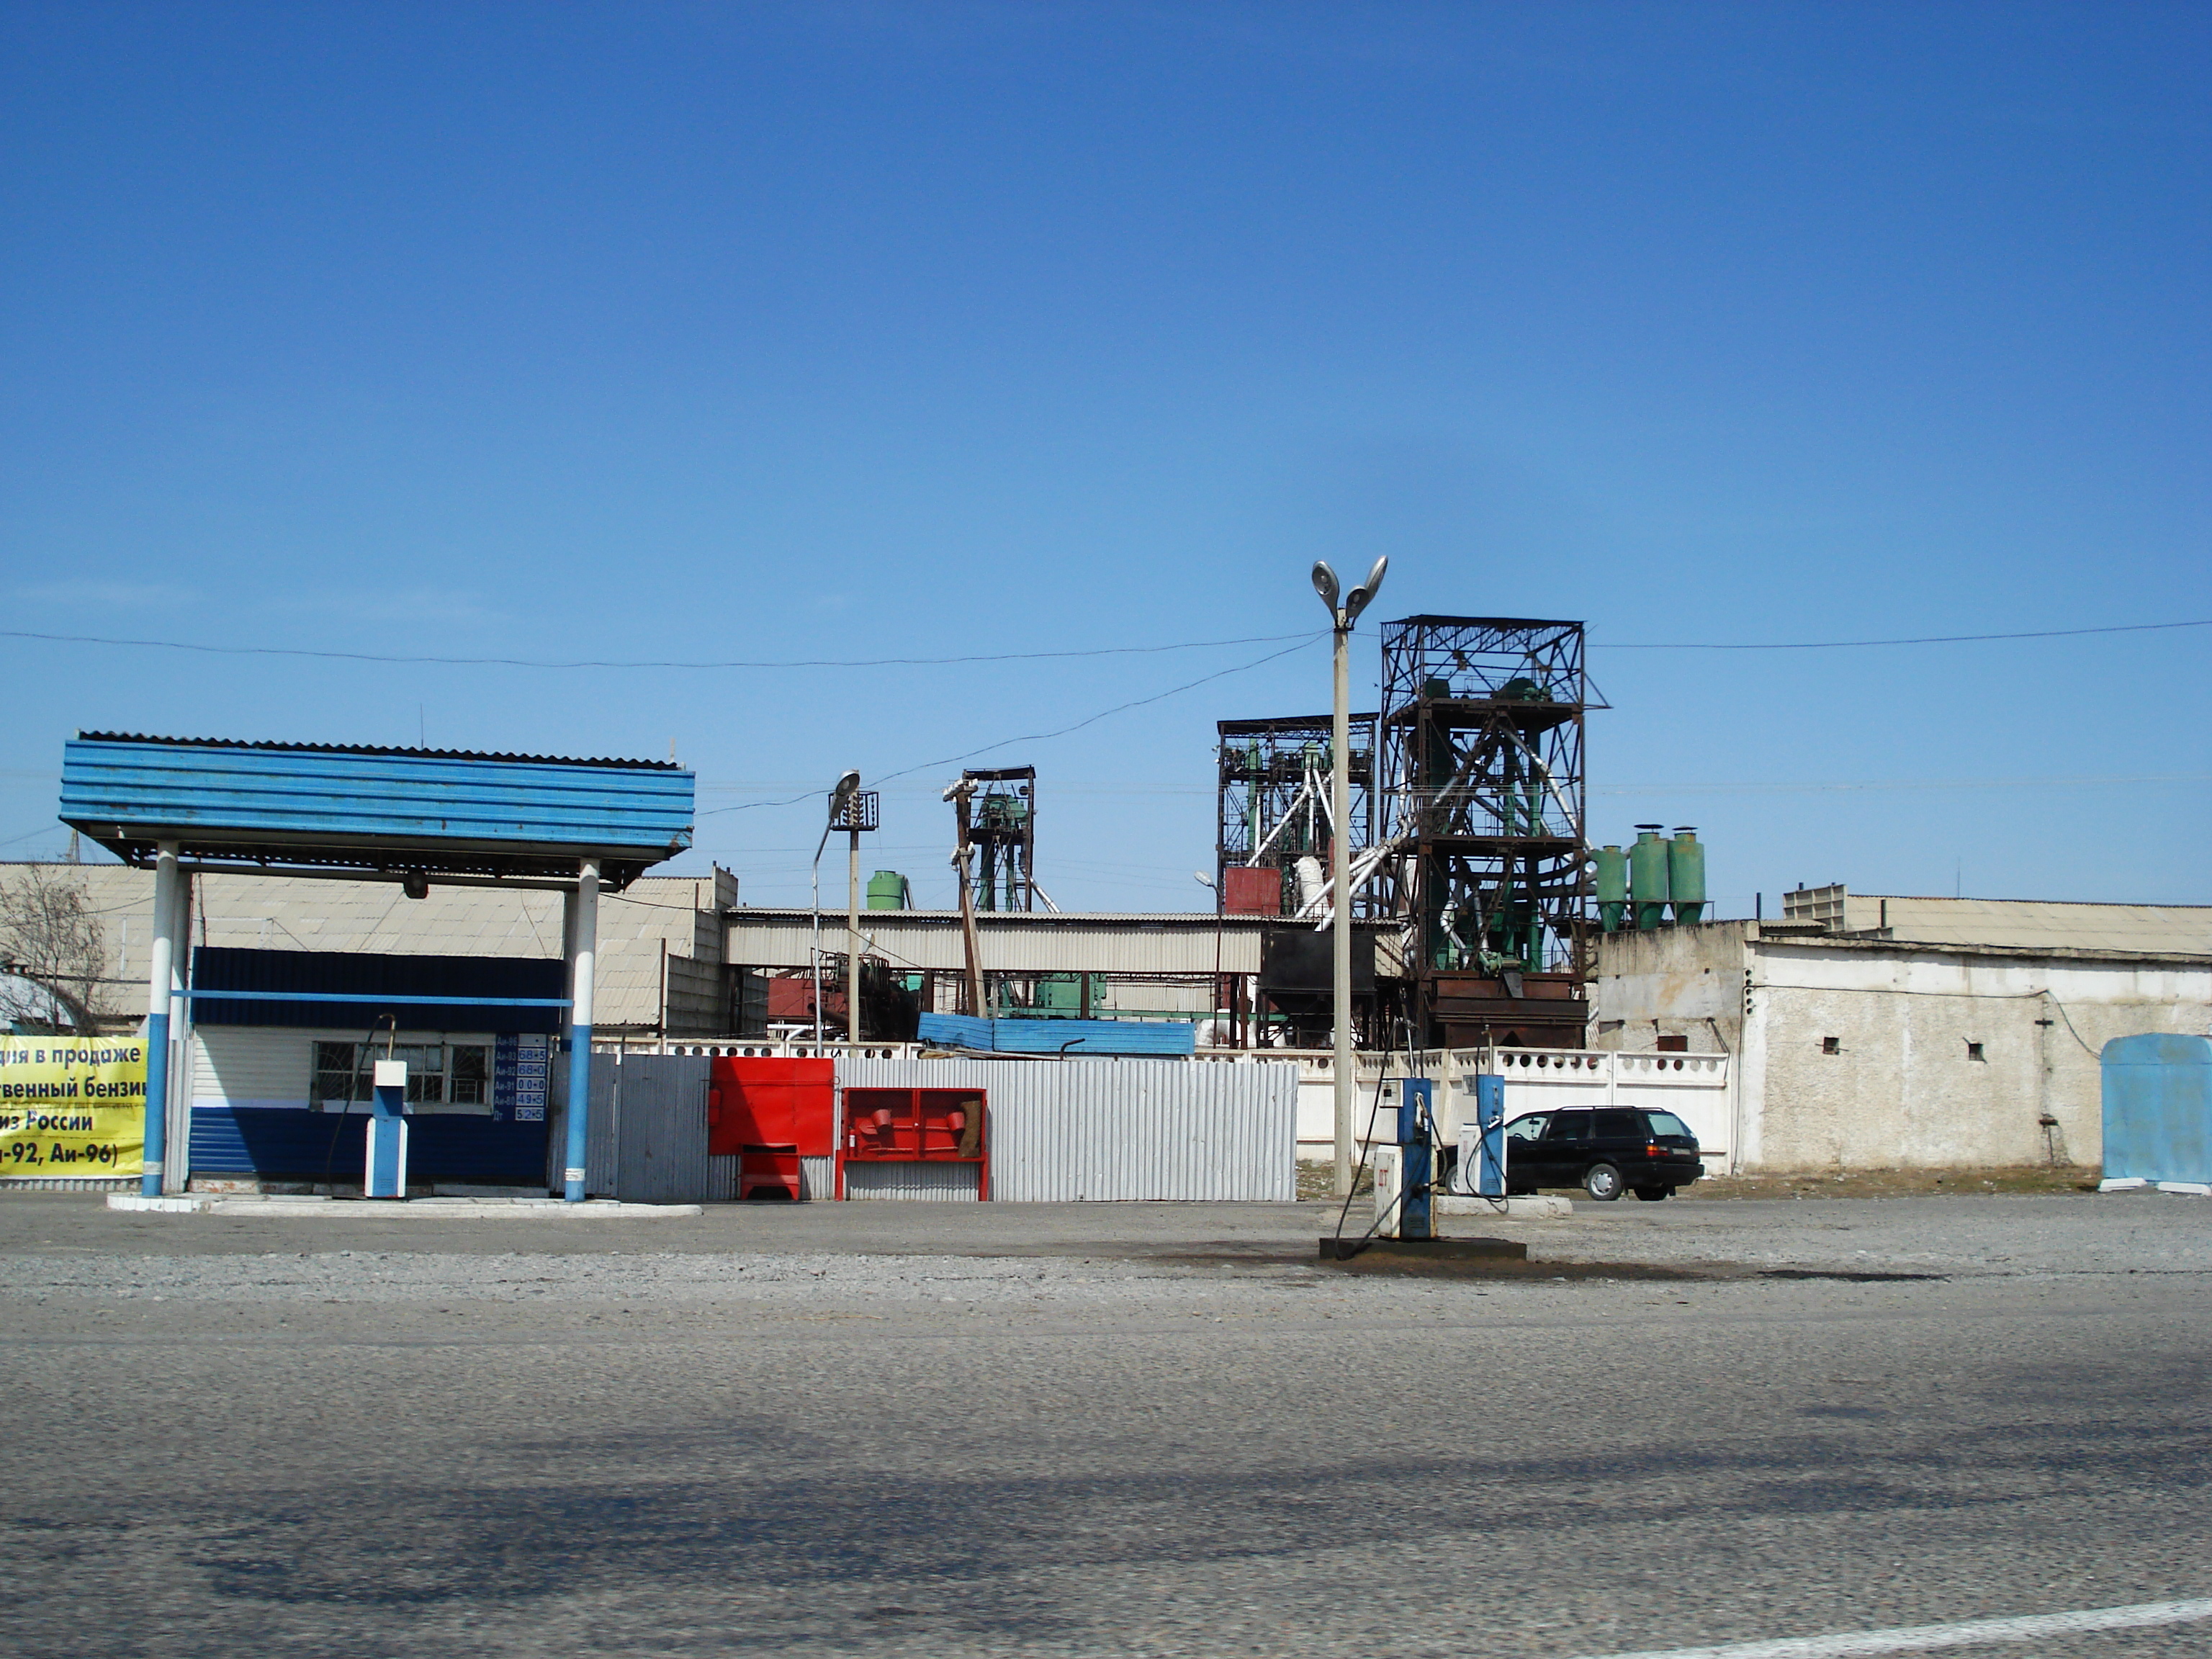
[493,1033,550,1123]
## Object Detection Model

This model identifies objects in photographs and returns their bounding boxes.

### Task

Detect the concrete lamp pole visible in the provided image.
[812,770,860,1053]
[1311,555,1388,1199]
[848,788,863,1049]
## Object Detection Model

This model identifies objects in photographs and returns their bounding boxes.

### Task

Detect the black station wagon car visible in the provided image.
[1501,1106,1704,1201]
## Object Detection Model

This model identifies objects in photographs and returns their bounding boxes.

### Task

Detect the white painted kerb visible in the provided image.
[1578,1594,2212,1659]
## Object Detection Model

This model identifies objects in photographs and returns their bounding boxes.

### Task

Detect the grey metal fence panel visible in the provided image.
[585,1057,618,1196]
[832,1057,1296,1202]
[584,1053,711,1202]
[707,1153,738,1202]
[844,1161,982,1202]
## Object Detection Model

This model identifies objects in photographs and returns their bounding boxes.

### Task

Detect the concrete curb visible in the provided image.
[107,1195,704,1219]
[1435,1195,1573,1220]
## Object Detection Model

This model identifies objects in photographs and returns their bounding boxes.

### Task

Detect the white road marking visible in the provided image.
[1580,1596,2212,1659]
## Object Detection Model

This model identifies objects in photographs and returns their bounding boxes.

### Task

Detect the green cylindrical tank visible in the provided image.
[1629,826,1671,930]
[1594,845,1628,932]
[866,870,910,911]
[1668,828,1707,925]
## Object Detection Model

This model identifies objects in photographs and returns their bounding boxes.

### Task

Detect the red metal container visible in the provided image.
[764,978,814,1020]
[707,1057,834,1159]
[1222,866,1282,916]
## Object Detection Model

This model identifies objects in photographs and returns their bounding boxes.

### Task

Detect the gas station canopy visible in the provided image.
[59,733,694,888]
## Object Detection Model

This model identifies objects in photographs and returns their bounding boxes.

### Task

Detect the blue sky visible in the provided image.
[2,1,2206,911]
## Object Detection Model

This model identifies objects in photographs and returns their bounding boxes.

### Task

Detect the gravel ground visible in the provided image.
[12,1191,2212,1308]
[4,1191,2210,1658]
[1515,1190,2212,1277]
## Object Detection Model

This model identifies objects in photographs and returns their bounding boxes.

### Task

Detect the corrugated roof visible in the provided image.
[76,733,680,770]
[1785,887,2212,956]
[60,734,694,881]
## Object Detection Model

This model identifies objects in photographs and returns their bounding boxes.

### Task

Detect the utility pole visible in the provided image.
[944,777,986,1017]
[1310,556,1388,1199]
[848,791,863,1048]
[814,770,863,1050]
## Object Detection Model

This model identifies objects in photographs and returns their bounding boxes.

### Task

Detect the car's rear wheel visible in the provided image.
[1583,1162,1624,1202]
[1632,1184,1673,1202]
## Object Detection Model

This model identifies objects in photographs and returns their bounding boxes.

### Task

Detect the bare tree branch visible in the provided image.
[0,865,112,1034]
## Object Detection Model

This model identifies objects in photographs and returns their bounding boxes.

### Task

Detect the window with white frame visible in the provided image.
[307,1040,493,1110]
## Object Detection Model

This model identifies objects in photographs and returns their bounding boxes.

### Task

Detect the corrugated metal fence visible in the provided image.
[577,1052,1295,1202]
[837,1056,1295,1202]
[583,1053,711,1203]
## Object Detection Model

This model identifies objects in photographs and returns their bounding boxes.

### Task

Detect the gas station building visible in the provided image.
[58,732,696,1202]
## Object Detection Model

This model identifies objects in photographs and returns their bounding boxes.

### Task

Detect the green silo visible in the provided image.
[866,871,911,911]
[1594,845,1628,932]
[1668,829,1707,925]
[1629,826,1671,930]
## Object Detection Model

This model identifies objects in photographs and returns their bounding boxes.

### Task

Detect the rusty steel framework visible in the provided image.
[1377,616,1593,1049]
[1214,714,1379,917]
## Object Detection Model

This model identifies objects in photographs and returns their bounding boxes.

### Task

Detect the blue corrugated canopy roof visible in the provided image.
[60,733,693,886]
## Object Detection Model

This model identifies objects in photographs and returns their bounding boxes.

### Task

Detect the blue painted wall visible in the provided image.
[192,946,566,1033]
[192,1106,547,1187]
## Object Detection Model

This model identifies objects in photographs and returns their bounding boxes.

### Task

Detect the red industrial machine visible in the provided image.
[708,1057,834,1200]
[837,1087,989,1199]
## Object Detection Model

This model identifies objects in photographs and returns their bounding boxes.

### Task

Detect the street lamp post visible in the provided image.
[847,795,863,1048]
[1310,556,1388,1198]
[812,770,860,1052]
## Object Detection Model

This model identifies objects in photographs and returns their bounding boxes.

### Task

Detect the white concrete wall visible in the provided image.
[1282,1046,1738,1172]
[1743,943,2211,1171]
[1586,922,1748,1053]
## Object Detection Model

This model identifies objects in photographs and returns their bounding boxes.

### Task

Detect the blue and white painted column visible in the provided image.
[162,871,192,1195]
[138,842,179,1198]
[562,858,599,1203]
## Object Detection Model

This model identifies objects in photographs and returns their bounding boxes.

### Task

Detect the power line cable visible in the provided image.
[871,634,1323,786]
[1596,619,2212,650]
[698,633,1325,815]
[0,626,1323,672]
[2,616,2201,669]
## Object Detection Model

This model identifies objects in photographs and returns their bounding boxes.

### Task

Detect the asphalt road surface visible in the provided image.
[3,1191,2208,1658]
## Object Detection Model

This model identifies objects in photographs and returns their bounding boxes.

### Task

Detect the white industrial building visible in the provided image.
[1589,888,2212,1172]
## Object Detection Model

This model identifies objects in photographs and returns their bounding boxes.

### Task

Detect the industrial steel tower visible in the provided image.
[958,766,1038,912]
[1377,616,1593,1049]
[1213,714,1378,917]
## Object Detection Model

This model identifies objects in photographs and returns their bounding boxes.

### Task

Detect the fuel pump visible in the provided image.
[1374,1077,1435,1240]
[1455,1073,1506,1198]
[366,1058,410,1199]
